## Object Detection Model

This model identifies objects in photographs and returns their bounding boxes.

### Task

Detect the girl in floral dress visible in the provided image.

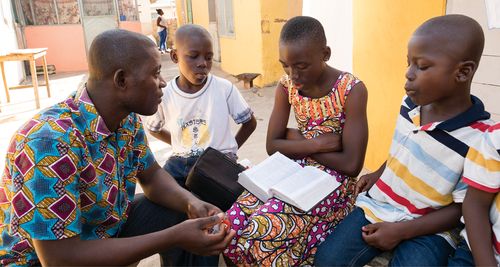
[224,16,369,266]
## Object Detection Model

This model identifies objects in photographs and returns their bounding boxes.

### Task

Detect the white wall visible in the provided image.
[447,0,500,122]
[302,0,353,72]
[0,0,23,96]
[138,0,153,35]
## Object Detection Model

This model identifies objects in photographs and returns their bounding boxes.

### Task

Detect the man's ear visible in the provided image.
[170,49,178,63]
[113,69,126,89]
[456,60,477,83]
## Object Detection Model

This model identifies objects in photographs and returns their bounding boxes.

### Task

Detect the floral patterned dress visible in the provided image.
[224,72,361,266]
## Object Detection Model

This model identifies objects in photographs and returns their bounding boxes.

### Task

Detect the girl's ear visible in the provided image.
[323,46,331,62]
[113,69,126,89]
[170,49,179,63]
[456,60,476,82]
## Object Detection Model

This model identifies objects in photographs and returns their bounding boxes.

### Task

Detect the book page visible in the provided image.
[270,166,341,211]
[238,152,302,201]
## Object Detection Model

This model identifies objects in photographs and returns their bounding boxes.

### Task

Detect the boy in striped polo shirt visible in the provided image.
[314,14,493,266]
[448,123,500,266]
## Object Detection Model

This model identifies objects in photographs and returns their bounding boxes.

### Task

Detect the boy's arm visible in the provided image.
[235,114,257,148]
[362,203,462,251]
[308,82,369,177]
[463,187,497,266]
[266,84,340,159]
[148,128,172,145]
[356,162,386,195]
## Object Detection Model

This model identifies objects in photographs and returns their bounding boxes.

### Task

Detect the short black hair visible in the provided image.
[415,14,484,64]
[280,16,326,46]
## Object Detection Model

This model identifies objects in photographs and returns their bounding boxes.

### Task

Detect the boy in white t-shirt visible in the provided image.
[146,24,257,186]
[448,123,500,266]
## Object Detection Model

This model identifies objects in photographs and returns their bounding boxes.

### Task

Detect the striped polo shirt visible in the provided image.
[356,95,492,245]
[461,123,500,263]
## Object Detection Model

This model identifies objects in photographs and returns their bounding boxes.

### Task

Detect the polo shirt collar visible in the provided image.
[406,95,490,132]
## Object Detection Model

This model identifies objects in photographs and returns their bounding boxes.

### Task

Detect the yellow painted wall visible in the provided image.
[259,0,302,87]
[219,0,263,80]
[353,0,446,170]
[175,0,185,26]
[191,0,209,29]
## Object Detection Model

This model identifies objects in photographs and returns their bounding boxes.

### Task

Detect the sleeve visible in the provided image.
[227,85,254,124]
[5,135,83,241]
[338,73,360,106]
[145,103,166,132]
[461,124,500,194]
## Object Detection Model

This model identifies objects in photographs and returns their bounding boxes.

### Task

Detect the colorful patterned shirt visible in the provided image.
[461,123,500,263]
[0,88,155,266]
[356,95,492,246]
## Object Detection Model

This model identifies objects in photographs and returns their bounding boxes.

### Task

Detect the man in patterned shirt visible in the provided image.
[0,29,234,266]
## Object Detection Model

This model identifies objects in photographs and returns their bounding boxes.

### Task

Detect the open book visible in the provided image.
[237,152,341,211]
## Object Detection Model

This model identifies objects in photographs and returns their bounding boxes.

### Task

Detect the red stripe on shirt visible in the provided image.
[421,123,433,131]
[488,123,500,132]
[463,176,500,193]
[375,179,436,216]
[470,121,491,132]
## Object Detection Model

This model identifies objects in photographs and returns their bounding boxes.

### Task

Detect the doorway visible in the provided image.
[79,0,119,52]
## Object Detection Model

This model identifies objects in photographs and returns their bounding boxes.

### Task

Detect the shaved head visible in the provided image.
[414,14,484,64]
[174,24,212,49]
[88,29,157,80]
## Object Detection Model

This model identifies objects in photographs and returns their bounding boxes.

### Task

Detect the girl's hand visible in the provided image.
[313,133,342,153]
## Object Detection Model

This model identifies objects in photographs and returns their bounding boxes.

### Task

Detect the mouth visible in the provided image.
[292,81,303,89]
[195,73,208,80]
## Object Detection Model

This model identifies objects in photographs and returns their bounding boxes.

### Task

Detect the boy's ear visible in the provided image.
[323,46,331,62]
[113,69,127,89]
[456,60,477,83]
[170,49,178,63]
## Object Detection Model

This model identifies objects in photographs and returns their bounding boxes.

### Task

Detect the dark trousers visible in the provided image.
[118,194,218,266]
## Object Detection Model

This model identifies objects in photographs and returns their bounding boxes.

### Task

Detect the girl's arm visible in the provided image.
[310,82,368,177]
[148,128,172,145]
[235,114,257,148]
[157,17,162,27]
[266,83,339,159]
[463,187,497,266]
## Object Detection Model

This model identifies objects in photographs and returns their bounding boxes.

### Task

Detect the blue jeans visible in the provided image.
[448,238,474,266]
[163,156,199,187]
[118,194,218,266]
[314,207,454,266]
[158,29,167,51]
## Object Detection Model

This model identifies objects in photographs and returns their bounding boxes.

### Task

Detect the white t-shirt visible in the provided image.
[146,74,253,157]
[157,15,167,33]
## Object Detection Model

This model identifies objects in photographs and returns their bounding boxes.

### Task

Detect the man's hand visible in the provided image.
[312,132,342,153]
[361,222,404,251]
[176,213,236,255]
[187,198,222,219]
[356,172,379,195]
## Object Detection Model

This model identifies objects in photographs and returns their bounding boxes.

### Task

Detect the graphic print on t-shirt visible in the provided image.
[179,116,209,156]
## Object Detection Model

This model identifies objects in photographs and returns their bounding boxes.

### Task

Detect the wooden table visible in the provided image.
[0,48,51,111]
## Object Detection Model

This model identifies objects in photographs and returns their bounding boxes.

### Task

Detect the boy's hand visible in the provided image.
[313,132,342,153]
[176,213,236,255]
[187,198,222,219]
[356,172,379,195]
[361,222,403,251]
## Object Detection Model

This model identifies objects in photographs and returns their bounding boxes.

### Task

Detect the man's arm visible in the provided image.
[33,213,232,266]
[463,187,497,266]
[148,129,172,145]
[362,203,462,251]
[235,114,257,148]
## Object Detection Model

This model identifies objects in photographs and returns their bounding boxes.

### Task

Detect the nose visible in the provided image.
[197,58,208,69]
[289,68,299,80]
[405,66,416,81]
[159,74,167,88]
